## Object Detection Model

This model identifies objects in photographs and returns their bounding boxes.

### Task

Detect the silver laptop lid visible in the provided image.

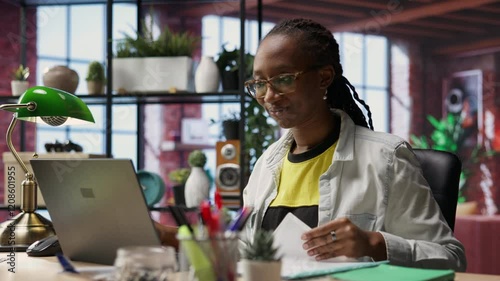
[30,158,161,265]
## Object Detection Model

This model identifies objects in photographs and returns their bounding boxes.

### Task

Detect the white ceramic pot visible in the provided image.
[112,57,193,93]
[195,56,220,93]
[11,80,29,96]
[184,167,210,208]
[241,259,282,281]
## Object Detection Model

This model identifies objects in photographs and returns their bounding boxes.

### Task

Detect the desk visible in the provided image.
[0,254,499,281]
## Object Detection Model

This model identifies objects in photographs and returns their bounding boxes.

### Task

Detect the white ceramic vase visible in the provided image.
[241,259,282,281]
[195,56,220,93]
[11,80,29,96]
[184,167,210,208]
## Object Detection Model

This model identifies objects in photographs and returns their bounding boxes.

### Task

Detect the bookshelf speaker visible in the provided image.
[215,140,241,208]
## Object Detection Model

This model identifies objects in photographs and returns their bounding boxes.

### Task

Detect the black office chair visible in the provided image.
[413,149,462,231]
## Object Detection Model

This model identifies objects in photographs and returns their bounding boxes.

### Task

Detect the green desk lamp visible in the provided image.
[0,86,95,251]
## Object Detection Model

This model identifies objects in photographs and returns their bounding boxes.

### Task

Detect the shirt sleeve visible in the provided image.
[380,143,467,271]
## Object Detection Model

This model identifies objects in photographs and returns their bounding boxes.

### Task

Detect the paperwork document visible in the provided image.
[272,213,383,279]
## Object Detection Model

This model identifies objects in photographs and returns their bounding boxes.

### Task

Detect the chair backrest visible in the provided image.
[413,149,462,231]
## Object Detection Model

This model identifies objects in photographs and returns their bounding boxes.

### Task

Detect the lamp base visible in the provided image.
[0,211,55,252]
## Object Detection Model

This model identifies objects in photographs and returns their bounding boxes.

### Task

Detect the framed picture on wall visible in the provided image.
[442,69,483,148]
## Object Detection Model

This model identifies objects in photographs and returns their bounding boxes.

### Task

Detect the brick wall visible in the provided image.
[0,3,37,220]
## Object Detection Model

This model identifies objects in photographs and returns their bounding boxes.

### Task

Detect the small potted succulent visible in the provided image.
[184,150,210,208]
[11,64,30,96]
[241,229,282,281]
[168,168,190,206]
[85,61,106,95]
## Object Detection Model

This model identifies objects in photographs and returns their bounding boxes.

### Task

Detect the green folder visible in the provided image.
[332,264,455,281]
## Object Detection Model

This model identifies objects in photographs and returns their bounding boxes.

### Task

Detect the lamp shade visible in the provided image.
[14,86,95,125]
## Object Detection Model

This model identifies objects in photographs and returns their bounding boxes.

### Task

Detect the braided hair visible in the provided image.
[265,18,374,130]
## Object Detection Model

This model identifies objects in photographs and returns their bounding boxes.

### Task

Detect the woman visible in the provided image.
[242,18,466,271]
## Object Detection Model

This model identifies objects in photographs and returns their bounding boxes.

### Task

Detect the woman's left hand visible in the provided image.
[301,217,386,261]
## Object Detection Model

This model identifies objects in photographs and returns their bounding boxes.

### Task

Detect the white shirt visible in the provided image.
[242,110,466,271]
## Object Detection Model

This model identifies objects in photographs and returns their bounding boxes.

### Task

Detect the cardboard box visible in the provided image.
[3,152,106,207]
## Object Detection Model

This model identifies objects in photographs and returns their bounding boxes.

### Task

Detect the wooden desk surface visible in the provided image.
[1,253,499,281]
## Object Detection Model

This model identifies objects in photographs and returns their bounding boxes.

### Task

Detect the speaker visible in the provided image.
[215,140,241,208]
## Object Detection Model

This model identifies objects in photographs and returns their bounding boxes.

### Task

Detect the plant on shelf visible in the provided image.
[113,11,200,93]
[85,61,106,95]
[184,150,210,208]
[168,168,190,206]
[240,229,281,281]
[215,45,254,91]
[10,64,30,96]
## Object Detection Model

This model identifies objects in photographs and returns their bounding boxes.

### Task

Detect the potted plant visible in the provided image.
[184,150,210,208]
[85,61,106,95]
[240,229,281,281]
[11,64,29,96]
[168,168,190,206]
[113,14,199,93]
[215,45,254,91]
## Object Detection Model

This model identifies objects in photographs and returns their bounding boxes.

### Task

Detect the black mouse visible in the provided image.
[26,235,62,257]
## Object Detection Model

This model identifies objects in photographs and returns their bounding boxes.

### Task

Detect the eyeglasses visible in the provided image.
[244,71,309,99]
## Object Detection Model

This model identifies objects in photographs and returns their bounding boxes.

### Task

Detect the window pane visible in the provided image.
[112,105,137,131]
[37,6,67,58]
[68,61,89,95]
[69,131,104,154]
[87,106,105,131]
[365,89,388,132]
[222,17,240,50]
[341,33,363,85]
[36,129,66,153]
[112,134,137,166]
[113,4,137,51]
[366,36,387,88]
[202,16,221,57]
[69,5,104,61]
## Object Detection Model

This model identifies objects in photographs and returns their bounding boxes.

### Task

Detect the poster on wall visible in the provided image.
[442,69,483,148]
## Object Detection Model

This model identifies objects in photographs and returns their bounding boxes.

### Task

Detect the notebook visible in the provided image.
[331,263,455,281]
[30,159,162,265]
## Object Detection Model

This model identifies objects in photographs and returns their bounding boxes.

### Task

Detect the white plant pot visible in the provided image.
[112,57,193,93]
[184,167,210,208]
[11,80,29,96]
[195,56,220,93]
[240,259,281,281]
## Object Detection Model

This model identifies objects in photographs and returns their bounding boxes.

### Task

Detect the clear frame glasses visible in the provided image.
[244,71,308,99]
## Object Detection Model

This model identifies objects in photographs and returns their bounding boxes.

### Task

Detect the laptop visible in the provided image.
[30,159,162,265]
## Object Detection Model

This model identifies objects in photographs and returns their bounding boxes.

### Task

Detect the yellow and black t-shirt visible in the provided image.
[261,127,339,230]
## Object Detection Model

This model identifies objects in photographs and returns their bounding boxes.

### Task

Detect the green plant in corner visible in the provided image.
[241,229,280,261]
[12,64,30,81]
[85,61,106,82]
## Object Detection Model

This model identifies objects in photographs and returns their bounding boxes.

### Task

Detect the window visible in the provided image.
[36,4,138,165]
[337,33,389,132]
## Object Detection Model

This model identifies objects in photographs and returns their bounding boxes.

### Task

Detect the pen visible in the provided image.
[56,253,79,274]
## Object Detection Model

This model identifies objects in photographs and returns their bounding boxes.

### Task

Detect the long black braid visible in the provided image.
[265,18,374,130]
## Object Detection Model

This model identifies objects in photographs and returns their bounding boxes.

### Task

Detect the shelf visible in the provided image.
[76,91,245,105]
[8,0,238,7]
[160,141,215,152]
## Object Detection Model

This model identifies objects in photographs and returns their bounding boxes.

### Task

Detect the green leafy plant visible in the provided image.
[215,45,254,78]
[188,150,207,168]
[85,61,106,82]
[241,229,280,261]
[12,64,29,81]
[168,168,191,185]
[410,113,495,203]
[115,15,199,58]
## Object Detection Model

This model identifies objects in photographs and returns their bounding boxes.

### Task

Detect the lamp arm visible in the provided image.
[0,102,36,112]
[6,116,30,175]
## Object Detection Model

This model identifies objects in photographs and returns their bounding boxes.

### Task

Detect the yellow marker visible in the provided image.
[177,225,215,281]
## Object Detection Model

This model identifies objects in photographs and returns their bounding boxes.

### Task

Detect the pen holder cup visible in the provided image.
[113,246,178,281]
[178,235,239,281]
